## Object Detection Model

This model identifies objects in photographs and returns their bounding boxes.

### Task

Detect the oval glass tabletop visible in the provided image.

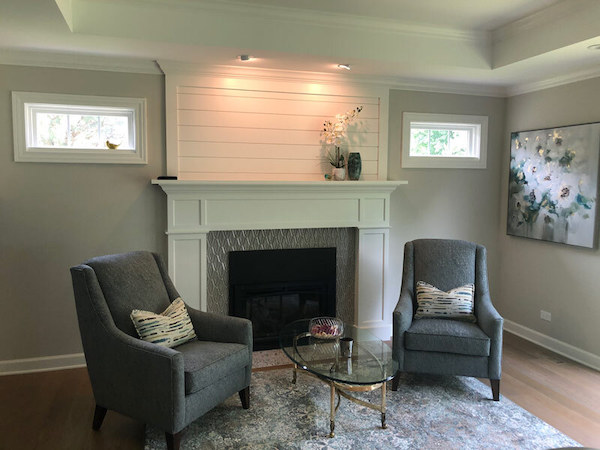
[279,319,397,385]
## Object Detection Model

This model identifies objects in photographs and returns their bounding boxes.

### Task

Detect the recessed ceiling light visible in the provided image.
[237,54,253,61]
[337,63,351,71]
[587,44,600,51]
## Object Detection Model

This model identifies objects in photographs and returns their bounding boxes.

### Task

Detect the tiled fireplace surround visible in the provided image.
[153,180,403,338]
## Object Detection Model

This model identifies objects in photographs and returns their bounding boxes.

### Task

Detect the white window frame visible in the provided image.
[12,92,147,164]
[402,112,488,169]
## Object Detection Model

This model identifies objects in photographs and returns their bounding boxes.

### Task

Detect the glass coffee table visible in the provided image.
[279,319,397,438]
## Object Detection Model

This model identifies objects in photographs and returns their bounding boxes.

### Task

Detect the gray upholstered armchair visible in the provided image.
[70,251,252,450]
[391,239,503,400]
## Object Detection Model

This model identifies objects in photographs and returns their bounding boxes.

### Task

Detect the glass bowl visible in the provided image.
[309,317,343,339]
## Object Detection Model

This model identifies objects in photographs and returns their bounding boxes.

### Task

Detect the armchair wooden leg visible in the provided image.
[391,370,401,391]
[92,405,107,430]
[239,386,250,409]
[490,379,500,401]
[166,430,185,450]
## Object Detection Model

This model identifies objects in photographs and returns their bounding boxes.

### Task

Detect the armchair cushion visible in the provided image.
[176,340,250,395]
[130,298,197,348]
[414,281,476,322]
[405,319,490,357]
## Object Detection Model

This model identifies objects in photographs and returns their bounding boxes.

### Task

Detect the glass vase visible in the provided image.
[347,152,362,180]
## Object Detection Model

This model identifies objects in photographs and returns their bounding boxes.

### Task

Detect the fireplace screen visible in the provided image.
[229,248,336,350]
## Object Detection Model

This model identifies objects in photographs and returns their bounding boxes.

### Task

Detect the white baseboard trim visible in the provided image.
[359,323,392,341]
[504,319,600,372]
[0,353,86,376]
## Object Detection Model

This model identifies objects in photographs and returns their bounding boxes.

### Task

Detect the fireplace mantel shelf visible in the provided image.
[152,179,406,193]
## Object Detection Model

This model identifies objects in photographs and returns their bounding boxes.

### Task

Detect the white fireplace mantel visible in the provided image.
[152,179,406,338]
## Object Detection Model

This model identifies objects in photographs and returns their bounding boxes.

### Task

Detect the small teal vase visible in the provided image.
[347,152,362,180]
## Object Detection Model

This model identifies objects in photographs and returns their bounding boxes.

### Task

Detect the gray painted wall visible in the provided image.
[498,77,600,357]
[386,90,506,322]
[0,64,167,361]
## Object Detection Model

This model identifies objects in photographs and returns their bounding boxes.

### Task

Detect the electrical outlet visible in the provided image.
[540,310,552,322]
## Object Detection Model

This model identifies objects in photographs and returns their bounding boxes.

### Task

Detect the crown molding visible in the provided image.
[507,65,600,97]
[128,0,487,44]
[384,78,507,98]
[0,48,162,75]
[157,60,507,97]
[492,0,590,44]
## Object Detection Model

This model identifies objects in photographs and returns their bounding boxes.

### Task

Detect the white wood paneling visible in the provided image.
[172,200,201,228]
[178,157,378,175]
[178,86,378,105]
[177,110,380,130]
[178,142,379,160]
[356,228,390,339]
[177,93,380,117]
[178,127,378,147]
[170,235,206,310]
[206,198,360,228]
[178,172,380,181]
[163,70,388,180]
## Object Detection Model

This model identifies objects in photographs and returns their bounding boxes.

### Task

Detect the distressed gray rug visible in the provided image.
[145,367,580,449]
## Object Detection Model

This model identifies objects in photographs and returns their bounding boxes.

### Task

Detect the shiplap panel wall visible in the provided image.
[174,84,381,181]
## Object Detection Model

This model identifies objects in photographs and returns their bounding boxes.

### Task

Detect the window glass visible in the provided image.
[33,109,132,149]
[410,127,473,157]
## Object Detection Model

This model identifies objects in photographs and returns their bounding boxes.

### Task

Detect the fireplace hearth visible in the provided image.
[229,248,336,350]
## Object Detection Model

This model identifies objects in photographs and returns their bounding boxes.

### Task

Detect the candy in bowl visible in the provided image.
[309,317,343,339]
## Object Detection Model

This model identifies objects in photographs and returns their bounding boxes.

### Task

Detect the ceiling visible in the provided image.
[1,0,600,95]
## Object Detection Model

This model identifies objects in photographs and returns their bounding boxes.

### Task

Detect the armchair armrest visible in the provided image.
[477,294,503,337]
[392,289,414,369]
[186,308,253,352]
[85,323,186,433]
[477,293,503,379]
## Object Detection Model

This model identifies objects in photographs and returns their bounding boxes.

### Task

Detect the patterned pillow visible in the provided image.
[130,297,197,348]
[414,281,476,322]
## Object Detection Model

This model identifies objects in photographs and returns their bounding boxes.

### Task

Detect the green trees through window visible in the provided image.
[410,128,469,157]
[35,113,129,149]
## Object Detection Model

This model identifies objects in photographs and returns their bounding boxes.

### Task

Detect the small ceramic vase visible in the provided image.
[332,167,346,181]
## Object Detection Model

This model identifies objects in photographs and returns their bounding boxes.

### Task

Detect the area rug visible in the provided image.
[145,365,580,449]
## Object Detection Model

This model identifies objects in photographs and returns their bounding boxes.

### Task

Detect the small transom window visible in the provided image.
[402,112,488,169]
[12,92,147,164]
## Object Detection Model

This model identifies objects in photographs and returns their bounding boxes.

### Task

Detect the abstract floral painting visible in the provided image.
[507,122,600,248]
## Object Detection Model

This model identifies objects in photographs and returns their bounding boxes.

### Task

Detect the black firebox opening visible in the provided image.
[229,248,336,351]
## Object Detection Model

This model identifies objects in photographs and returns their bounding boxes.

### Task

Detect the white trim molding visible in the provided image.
[12,91,147,164]
[504,319,600,372]
[0,353,86,376]
[0,48,162,75]
[507,66,600,97]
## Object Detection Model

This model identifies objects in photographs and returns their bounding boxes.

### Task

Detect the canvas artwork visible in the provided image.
[507,122,600,248]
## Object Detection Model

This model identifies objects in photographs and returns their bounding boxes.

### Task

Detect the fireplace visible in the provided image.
[152,179,404,339]
[229,248,336,350]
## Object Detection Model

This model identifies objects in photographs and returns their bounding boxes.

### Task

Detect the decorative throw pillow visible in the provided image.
[130,297,197,348]
[414,281,476,322]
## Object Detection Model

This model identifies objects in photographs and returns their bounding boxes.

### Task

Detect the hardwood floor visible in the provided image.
[494,332,600,448]
[0,368,144,450]
[0,332,598,449]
